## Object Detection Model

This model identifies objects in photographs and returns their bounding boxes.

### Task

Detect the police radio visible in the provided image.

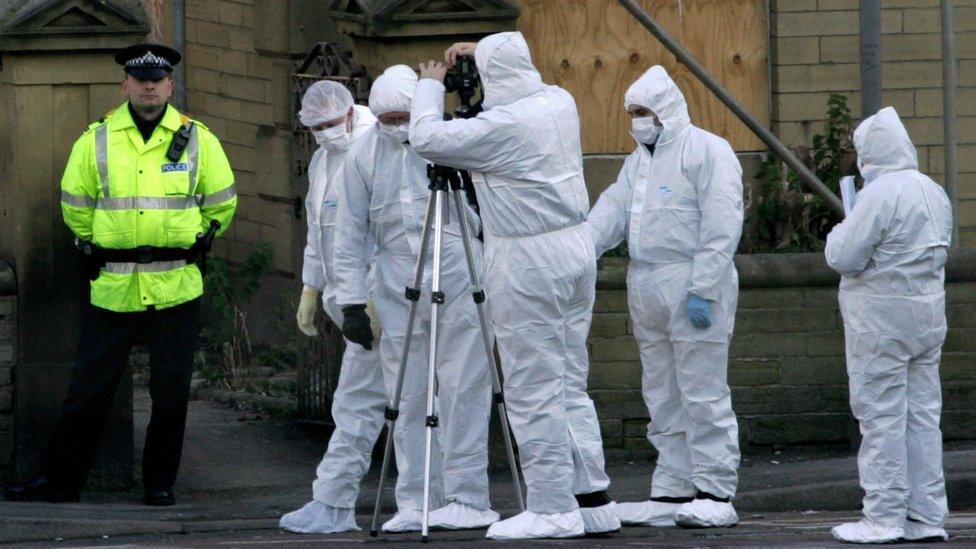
[166,122,194,162]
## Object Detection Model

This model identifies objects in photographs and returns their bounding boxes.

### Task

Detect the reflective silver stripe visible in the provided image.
[199,185,237,206]
[95,125,110,198]
[61,190,96,208]
[186,124,199,195]
[102,260,188,274]
[95,196,199,210]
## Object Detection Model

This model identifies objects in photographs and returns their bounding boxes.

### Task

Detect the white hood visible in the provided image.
[475,31,544,110]
[624,65,691,146]
[350,104,376,135]
[853,106,918,183]
[369,64,418,116]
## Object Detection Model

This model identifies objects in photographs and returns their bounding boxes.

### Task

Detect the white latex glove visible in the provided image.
[366,299,382,342]
[297,285,320,337]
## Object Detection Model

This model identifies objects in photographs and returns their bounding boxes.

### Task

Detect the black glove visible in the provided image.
[77,240,102,281]
[341,304,374,350]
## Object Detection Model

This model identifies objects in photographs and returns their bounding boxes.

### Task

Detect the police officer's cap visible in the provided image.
[115,43,181,81]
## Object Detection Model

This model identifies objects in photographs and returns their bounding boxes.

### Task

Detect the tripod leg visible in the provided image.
[421,189,447,542]
[370,190,437,537]
[450,189,526,512]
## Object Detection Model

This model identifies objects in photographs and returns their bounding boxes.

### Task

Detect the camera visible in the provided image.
[437,55,483,222]
[443,55,480,119]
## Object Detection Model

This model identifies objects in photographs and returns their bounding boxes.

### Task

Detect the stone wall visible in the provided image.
[176,1,511,345]
[181,0,332,277]
[589,252,976,456]
[770,0,976,244]
[156,0,342,345]
[0,261,15,479]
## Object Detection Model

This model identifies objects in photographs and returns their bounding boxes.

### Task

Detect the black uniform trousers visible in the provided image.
[43,298,200,492]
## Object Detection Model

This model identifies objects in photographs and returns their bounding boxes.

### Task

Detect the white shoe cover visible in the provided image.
[674,499,738,528]
[382,509,423,533]
[830,520,904,544]
[616,500,681,527]
[903,520,948,542]
[485,509,585,540]
[580,502,621,533]
[279,500,359,534]
[428,501,500,530]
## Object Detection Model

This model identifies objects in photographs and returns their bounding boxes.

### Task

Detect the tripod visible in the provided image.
[369,164,525,541]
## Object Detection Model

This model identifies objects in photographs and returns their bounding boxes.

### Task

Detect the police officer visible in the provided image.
[2,44,237,506]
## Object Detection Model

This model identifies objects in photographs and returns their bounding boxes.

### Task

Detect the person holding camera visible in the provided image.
[586,66,743,529]
[333,65,498,532]
[410,32,617,540]
[280,81,388,534]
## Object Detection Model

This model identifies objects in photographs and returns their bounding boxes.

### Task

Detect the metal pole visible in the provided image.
[860,0,883,118]
[942,0,959,246]
[616,0,843,215]
[369,192,436,537]
[421,190,446,543]
[172,0,187,111]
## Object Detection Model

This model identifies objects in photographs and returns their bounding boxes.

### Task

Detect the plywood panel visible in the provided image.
[517,0,770,153]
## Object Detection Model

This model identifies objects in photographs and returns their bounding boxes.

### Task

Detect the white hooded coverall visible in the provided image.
[410,32,611,514]
[298,102,391,510]
[586,66,743,500]
[825,106,951,528]
[334,65,493,513]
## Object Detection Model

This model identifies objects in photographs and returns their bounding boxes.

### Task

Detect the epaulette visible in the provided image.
[83,108,115,133]
[176,111,211,133]
[188,117,210,133]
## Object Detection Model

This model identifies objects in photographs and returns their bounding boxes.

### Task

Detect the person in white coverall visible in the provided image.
[280,81,387,534]
[410,32,618,540]
[586,66,742,529]
[825,107,952,544]
[333,64,497,533]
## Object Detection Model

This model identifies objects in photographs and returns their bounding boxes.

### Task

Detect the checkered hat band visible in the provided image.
[126,51,170,68]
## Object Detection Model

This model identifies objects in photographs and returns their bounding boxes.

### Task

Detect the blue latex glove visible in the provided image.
[687,294,712,329]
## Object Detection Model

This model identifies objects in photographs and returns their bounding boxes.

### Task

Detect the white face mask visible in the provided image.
[313,123,351,151]
[631,116,663,145]
[857,155,875,185]
[379,122,409,144]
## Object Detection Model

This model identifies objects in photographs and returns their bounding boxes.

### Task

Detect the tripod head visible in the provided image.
[426,163,463,192]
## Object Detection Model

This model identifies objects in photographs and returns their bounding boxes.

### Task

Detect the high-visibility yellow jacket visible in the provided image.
[60,103,237,312]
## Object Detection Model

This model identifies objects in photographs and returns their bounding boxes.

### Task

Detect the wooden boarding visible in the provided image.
[517,0,770,153]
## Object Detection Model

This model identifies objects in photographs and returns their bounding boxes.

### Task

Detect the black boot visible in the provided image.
[144,488,175,506]
[3,476,79,503]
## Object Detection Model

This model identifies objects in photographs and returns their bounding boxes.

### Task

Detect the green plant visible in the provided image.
[740,93,856,253]
[200,244,273,390]
[253,344,298,373]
